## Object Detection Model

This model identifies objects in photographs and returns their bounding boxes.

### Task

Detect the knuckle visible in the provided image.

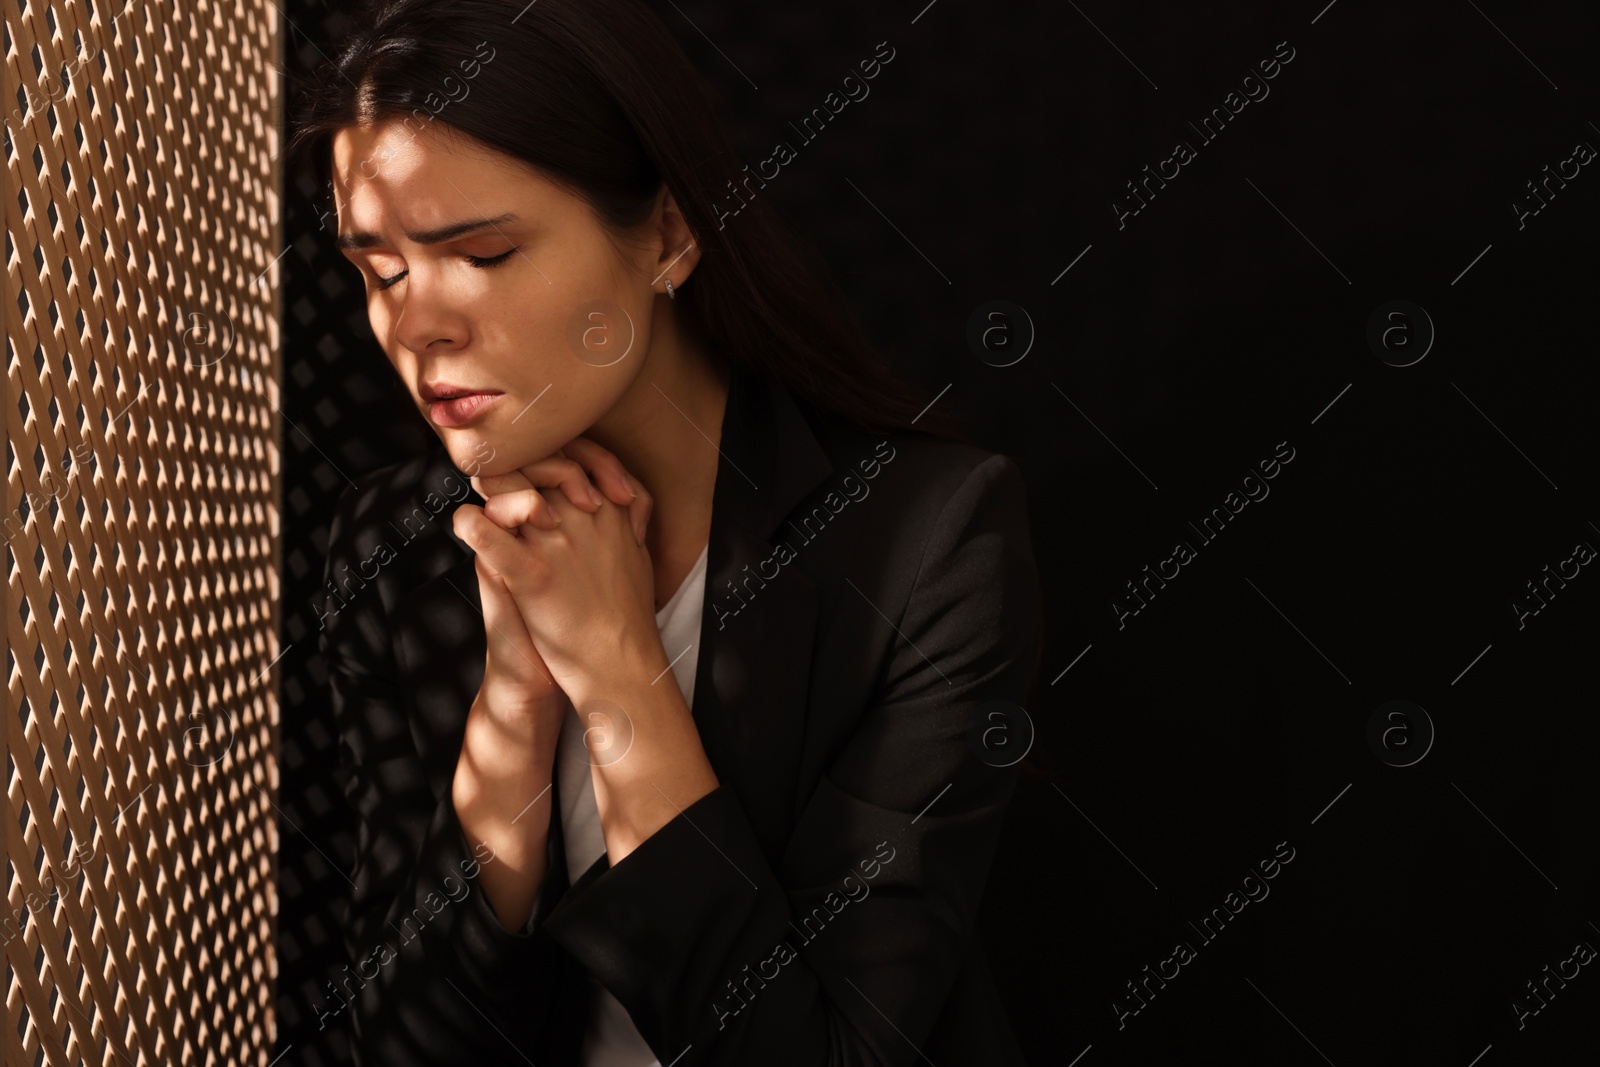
[525,489,555,518]
[491,489,545,524]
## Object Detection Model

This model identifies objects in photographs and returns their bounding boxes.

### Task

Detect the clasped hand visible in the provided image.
[451,436,664,726]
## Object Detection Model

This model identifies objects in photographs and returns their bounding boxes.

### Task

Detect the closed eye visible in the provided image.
[465,248,518,270]
[374,247,519,290]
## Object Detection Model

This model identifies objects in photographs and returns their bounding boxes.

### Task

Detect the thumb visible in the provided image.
[454,503,524,584]
[473,555,554,692]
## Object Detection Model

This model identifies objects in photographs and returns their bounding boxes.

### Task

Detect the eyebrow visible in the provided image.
[336,211,522,251]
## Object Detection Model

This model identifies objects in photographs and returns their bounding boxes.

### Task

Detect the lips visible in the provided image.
[419,381,504,427]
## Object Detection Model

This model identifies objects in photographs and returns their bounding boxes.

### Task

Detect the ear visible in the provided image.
[649,185,702,298]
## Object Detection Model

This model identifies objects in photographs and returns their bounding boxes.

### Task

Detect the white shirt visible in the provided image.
[554,541,710,1066]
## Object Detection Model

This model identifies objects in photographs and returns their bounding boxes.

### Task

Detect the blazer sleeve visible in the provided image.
[540,452,1043,1066]
[318,480,568,1064]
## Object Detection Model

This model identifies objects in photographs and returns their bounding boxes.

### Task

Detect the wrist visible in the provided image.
[564,631,673,716]
[470,683,565,751]
[458,690,561,793]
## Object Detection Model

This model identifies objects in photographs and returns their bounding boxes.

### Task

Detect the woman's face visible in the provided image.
[330,118,676,477]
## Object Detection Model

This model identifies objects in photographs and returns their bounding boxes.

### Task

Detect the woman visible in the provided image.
[289,1,1044,1063]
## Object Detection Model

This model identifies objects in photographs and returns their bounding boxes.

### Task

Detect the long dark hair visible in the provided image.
[285,0,966,442]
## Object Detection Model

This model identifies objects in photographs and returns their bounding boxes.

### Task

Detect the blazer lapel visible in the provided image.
[689,362,835,860]
[389,360,836,862]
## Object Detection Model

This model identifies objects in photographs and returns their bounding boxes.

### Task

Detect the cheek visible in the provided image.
[367,301,394,343]
[565,301,646,370]
[541,263,653,373]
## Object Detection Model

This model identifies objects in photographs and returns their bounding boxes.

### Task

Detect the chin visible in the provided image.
[440,432,503,478]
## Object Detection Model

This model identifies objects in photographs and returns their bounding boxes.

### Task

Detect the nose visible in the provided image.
[392,266,469,356]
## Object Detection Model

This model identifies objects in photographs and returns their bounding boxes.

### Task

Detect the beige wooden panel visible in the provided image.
[4,1,281,1063]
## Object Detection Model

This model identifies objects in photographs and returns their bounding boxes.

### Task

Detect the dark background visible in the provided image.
[275,1,1599,1063]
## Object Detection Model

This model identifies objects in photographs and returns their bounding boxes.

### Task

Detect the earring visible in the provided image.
[664,278,676,301]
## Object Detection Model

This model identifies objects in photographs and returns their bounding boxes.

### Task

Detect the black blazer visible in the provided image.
[316,360,1044,1065]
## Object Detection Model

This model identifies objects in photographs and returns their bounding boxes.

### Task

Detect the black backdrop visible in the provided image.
[275,1,1599,1063]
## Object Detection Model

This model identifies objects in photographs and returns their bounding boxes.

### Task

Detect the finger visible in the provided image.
[453,504,537,593]
[472,471,552,535]
[631,489,652,547]
[560,436,642,506]
[476,454,601,511]
[558,436,653,545]
[481,487,563,531]
[472,469,535,499]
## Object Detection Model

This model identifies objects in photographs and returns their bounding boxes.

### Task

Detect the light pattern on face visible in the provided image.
[331,119,657,476]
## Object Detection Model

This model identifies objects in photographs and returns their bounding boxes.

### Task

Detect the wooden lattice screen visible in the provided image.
[4,1,281,1063]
